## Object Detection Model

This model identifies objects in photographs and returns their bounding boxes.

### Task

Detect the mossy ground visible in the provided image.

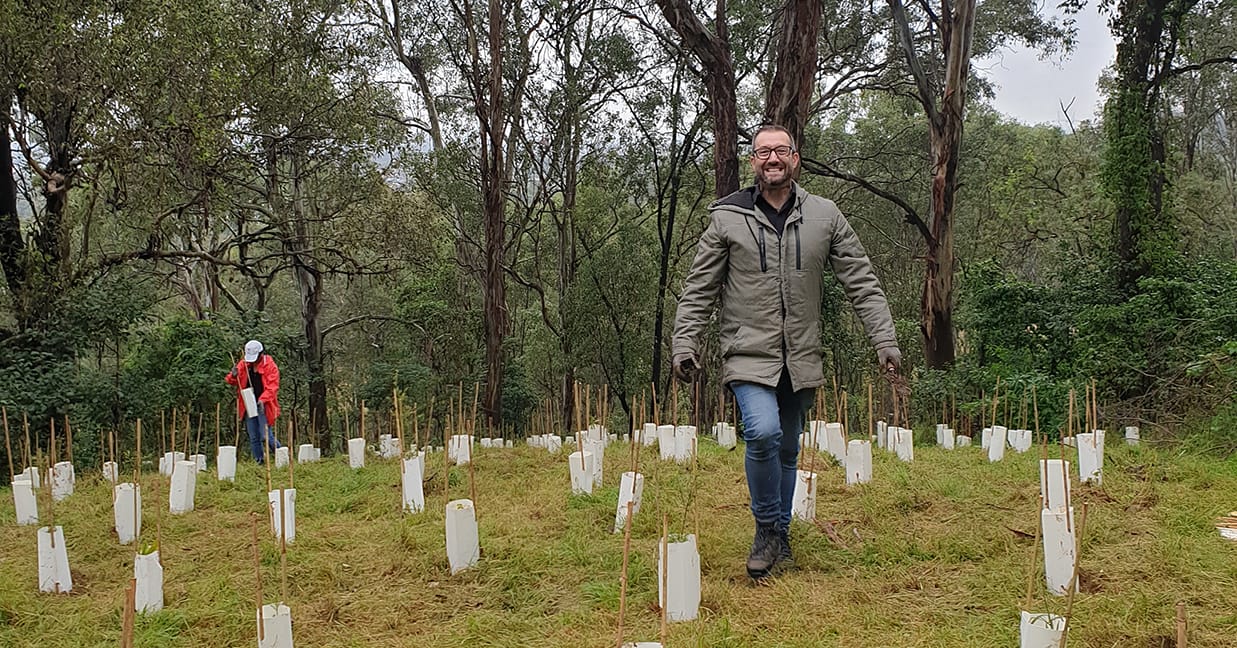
[1,434,1235,647]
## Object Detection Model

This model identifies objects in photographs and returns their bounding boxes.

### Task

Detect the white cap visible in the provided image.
[244,340,263,362]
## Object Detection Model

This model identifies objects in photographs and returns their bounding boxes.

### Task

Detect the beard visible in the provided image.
[757,164,794,190]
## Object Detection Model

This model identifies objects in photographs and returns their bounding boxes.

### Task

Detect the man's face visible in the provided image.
[750,130,798,190]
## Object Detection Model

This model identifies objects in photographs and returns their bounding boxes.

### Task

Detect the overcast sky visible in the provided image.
[977,8,1116,126]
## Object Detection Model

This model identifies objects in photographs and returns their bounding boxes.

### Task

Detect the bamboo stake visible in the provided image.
[360,400,366,443]
[47,417,58,593]
[287,418,294,489]
[1033,385,1042,454]
[65,414,72,465]
[575,382,584,473]
[443,401,451,509]
[990,377,1001,431]
[108,429,115,482]
[251,514,265,642]
[660,513,669,645]
[1059,436,1072,533]
[23,411,31,471]
[868,382,874,441]
[1176,601,1187,648]
[832,374,841,423]
[121,578,136,648]
[468,384,479,514]
[1023,495,1044,609]
[615,499,635,648]
[134,420,141,550]
[1056,503,1089,648]
[162,409,170,466]
[395,388,404,517]
[194,413,204,460]
[842,390,849,438]
[279,486,288,603]
[951,389,957,430]
[3,406,12,480]
[153,426,164,564]
[264,420,272,493]
[215,403,221,453]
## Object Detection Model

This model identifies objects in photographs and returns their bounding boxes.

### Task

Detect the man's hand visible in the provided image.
[878,346,902,375]
[672,352,698,383]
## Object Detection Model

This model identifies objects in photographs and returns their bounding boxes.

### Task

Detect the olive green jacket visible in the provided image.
[671,183,897,391]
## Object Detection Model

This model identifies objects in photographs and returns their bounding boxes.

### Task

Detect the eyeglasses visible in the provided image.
[752,145,795,160]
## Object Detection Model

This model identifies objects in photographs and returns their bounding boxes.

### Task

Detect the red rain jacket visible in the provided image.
[224,354,281,424]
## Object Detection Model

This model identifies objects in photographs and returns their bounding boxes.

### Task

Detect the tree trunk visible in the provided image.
[1105,0,1174,293]
[762,0,821,147]
[479,0,508,430]
[890,0,975,369]
[0,116,27,328]
[655,0,739,198]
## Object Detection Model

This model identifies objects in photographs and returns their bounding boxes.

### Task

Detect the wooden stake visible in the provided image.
[65,414,73,465]
[660,513,669,644]
[251,513,265,642]
[468,385,479,514]
[194,412,204,459]
[133,420,141,549]
[575,382,584,473]
[23,411,31,470]
[287,419,295,489]
[867,382,874,441]
[842,390,849,438]
[215,402,221,453]
[279,486,288,603]
[1057,503,1088,648]
[615,499,635,648]
[121,578,136,648]
[1023,495,1044,609]
[1059,438,1071,533]
[264,421,272,493]
[1033,385,1042,450]
[1176,601,1187,648]
[443,403,451,509]
[360,400,366,442]
[2,406,12,480]
[991,377,1001,431]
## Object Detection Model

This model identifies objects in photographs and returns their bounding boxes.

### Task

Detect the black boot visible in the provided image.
[746,522,781,579]
[778,526,793,566]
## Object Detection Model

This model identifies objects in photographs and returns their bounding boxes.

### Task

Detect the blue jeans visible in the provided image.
[246,404,282,464]
[731,369,815,529]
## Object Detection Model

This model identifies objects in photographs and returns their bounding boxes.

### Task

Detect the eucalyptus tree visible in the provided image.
[1100,0,1237,290]
[0,0,141,332]
[507,0,644,427]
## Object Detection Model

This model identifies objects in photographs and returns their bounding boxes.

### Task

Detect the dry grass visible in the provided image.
[1,434,1235,647]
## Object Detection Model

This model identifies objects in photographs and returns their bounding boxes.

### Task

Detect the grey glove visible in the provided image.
[671,352,698,383]
[878,346,902,374]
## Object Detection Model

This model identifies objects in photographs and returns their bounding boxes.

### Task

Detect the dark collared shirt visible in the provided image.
[755,186,796,236]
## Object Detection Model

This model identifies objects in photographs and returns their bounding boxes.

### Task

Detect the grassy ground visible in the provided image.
[1,433,1235,647]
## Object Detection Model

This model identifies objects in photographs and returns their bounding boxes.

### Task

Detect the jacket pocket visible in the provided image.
[722,326,746,357]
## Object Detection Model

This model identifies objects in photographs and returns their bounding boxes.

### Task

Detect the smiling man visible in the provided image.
[671,124,901,579]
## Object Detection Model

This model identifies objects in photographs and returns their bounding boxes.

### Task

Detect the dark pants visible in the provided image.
[730,369,815,529]
[246,404,282,464]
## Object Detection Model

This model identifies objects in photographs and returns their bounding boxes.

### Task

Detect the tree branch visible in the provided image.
[888,0,941,127]
[800,155,933,244]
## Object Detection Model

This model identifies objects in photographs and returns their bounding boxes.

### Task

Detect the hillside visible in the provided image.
[2,435,1236,647]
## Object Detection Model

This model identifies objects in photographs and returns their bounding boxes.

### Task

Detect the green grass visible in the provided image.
[1,436,1235,647]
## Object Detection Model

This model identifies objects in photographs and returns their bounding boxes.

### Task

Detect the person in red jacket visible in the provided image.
[225,340,283,463]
